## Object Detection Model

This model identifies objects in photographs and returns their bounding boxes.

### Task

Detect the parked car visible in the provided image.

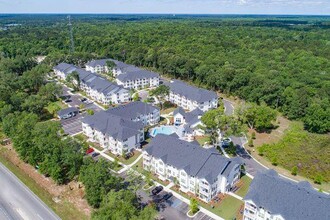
[152,186,163,195]
[80,98,87,102]
[61,112,76,119]
[86,148,94,155]
[64,99,72,103]
[161,192,173,201]
[221,137,232,147]
[91,152,100,158]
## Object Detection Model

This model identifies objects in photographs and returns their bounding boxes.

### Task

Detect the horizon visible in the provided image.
[0,0,329,15]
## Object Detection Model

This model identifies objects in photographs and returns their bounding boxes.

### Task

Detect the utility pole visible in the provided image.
[68,15,75,53]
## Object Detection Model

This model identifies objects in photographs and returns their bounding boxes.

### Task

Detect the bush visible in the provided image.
[163,101,176,109]
[190,198,199,214]
[258,147,265,156]
[87,109,94,115]
[251,132,256,139]
[291,166,298,176]
[248,138,254,147]
[314,174,324,185]
[271,157,278,166]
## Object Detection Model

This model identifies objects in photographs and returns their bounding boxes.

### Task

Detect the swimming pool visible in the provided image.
[151,126,183,137]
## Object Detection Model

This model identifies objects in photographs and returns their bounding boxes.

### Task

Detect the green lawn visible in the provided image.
[105,150,141,165]
[0,148,89,220]
[201,195,243,220]
[195,135,211,146]
[45,100,68,115]
[171,185,243,220]
[160,107,176,115]
[235,175,253,198]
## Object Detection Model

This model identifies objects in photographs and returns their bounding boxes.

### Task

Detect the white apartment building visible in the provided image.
[143,134,242,203]
[116,68,160,89]
[82,102,160,155]
[243,169,330,220]
[80,73,129,105]
[85,59,132,75]
[82,112,144,155]
[106,101,160,126]
[53,62,77,80]
[167,80,218,112]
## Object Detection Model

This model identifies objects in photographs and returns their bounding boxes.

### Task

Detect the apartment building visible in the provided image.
[80,73,129,105]
[106,101,160,126]
[85,59,131,75]
[82,102,160,154]
[167,80,218,112]
[143,134,242,203]
[53,62,77,80]
[116,68,160,89]
[82,112,144,155]
[173,107,205,141]
[243,169,330,220]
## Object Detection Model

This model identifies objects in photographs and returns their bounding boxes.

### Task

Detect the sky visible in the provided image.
[0,0,329,15]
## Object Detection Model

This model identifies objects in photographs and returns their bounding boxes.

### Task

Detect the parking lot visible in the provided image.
[60,84,102,136]
[135,186,214,220]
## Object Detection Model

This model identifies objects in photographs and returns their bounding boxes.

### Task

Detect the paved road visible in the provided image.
[221,99,266,176]
[0,163,60,220]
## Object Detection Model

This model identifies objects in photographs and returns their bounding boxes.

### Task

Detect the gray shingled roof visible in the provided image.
[144,134,241,183]
[86,59,131,70]
[53,63,75,72]
[168,80,218,103]
[82,74,127,96]
[57,107,79,117]
[244,169,330,220]
[106,101,159,120]
[173,107,186,116]
[117,68,159,82]
[82,111,143,141]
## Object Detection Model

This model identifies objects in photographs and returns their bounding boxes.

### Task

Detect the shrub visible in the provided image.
[314,174,324,185]
[163,101,176,109]
[251,132,256,139]
[190,198,199,214]
[258,147,265,156]
[248,138,254,147]
[87,109,94,115]
[271,157,278,166]
[291,166,298,176]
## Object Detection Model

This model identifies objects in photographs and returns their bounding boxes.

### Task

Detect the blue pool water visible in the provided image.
[152,126,176,136]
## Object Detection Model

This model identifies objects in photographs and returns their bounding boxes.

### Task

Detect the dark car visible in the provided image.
[162,192,173,201]
[80,98,87,102]
[151,186,163,195]
[91,152,100,158]
[64,99,72,103]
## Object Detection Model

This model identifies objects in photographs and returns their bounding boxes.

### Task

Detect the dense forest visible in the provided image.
[0,14,329,133]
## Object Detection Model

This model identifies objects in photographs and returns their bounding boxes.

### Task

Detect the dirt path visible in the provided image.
[0,144,92,218]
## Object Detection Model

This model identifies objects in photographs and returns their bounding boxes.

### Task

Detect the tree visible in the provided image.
[303,100,330,134]
[66,71,80,90]
[79,158,122,208]
[291,166,298,176]
[38,83,62,102]
[240,102,277,131]
[106,60,116,76]
[149,85,169,109]
[87,109,94,115]
[189,198,199,214]
[133,93,140,101]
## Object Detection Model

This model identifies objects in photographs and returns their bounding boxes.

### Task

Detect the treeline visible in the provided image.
[0,16,329,133]
[0,56,156,219]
